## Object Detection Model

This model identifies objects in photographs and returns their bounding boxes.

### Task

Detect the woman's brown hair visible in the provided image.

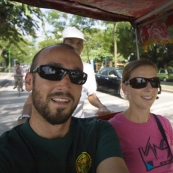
[122,59,158,83]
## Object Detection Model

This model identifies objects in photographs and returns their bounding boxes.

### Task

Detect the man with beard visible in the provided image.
[0,44,130,173]
[18,26,111,124]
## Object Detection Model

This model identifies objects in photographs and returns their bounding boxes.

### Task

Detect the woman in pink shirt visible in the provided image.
[109,59,173,173]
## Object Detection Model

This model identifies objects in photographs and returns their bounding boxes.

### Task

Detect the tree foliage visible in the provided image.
[115,22,137,59]
[141,43,173,68]
[0,0,43,67]
[0,0,42,44]
[1,4,173,69]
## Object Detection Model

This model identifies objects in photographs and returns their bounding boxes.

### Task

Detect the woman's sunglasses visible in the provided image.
[31,65,87,85]
[124,77,160,89]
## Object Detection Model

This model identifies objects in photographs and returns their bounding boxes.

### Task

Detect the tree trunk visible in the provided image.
[113,23,117,67]
[86,44,90,63]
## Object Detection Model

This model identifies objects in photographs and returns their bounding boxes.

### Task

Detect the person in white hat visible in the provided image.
[62,26,111,118]
[18,26,111,122]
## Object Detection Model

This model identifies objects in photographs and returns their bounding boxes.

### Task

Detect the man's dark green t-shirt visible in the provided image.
[0,117,123,173]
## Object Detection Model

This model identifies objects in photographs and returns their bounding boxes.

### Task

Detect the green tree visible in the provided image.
[96,22,139,66]
[0,0,43,67]
[85,28,114,63]
[141,43,173,68]
[115,22,138,60]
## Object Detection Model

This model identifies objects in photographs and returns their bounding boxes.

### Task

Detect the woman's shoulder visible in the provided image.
[153,114,170,122]
[108,112,123,123]
[152,114,172,128]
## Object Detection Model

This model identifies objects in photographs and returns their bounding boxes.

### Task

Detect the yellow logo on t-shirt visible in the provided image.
[76,152,92,173]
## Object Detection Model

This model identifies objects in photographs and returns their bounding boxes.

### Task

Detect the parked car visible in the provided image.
[95,67,124,98]
[157,69,173,82]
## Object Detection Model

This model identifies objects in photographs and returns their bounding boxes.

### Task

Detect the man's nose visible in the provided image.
[62,73,72,84]
[56,73,72,90]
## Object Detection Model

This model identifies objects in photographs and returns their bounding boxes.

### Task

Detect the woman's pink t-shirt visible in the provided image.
[109,113,173,173]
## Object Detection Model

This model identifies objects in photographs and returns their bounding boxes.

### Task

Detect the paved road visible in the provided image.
[0,74,173,135]
[0,76,29,135]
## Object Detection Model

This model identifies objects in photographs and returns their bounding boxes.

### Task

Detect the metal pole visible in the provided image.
[8,50,11,73]
[135,25,140,59]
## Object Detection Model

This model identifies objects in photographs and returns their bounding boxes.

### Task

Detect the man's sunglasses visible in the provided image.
[31,65,87,85]
[124,77,160,89]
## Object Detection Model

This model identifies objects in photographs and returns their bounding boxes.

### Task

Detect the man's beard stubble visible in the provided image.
[32,79,78,125]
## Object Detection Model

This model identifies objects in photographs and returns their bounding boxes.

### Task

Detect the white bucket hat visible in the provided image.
[62,26,86,41]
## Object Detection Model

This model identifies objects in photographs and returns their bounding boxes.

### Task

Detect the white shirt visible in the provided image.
[72,62,96,118]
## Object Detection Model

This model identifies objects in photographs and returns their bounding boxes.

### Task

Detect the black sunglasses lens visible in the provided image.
[130,77,160,89]
[37,65,87,85]
[130,78,147,88]
[150,77,160,88]
[39,66,64,81]
[69,71,87,84]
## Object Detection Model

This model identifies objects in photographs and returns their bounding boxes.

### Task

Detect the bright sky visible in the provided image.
[35,9,53,37]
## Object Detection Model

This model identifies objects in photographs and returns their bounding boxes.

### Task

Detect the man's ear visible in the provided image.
[25,72,33,92]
